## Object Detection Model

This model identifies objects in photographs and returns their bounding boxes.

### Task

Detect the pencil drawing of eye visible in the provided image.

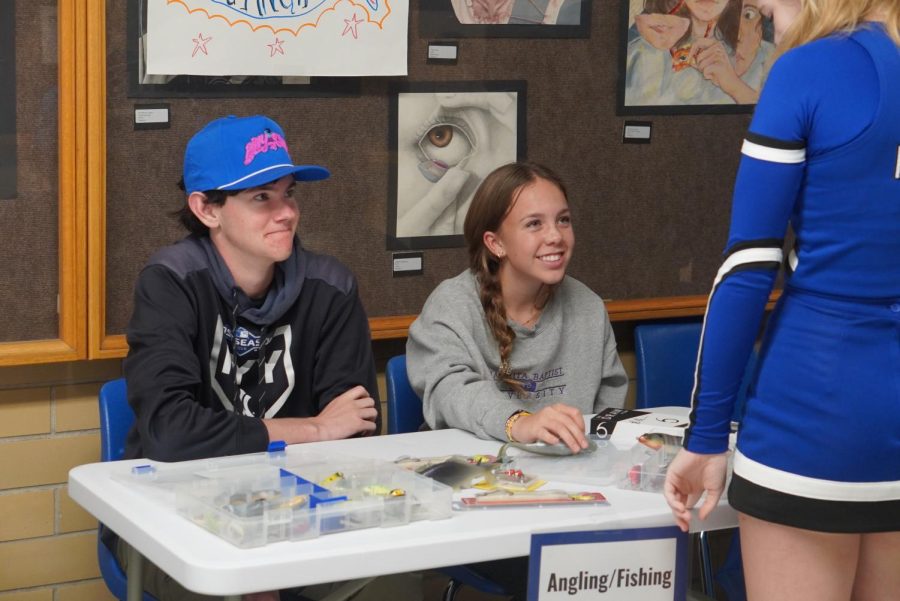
[414,116,476,182]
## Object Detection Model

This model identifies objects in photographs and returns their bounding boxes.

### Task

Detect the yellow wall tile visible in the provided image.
[55,384,102,432]
[56,579,116,601]
[0,389,51,438]
[0,490,53,542]
[59,487,98,534]
[0,361,122,390]
[0,589,52,601]
[0,435,100,490]
[0,533,99,591]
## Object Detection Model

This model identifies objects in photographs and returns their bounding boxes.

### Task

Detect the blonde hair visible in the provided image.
[463,162,568,397]
[780,0,900,51]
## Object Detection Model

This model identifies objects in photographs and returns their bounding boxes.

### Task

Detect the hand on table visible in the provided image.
[264,386,377,444]
[510,403,589,454]
[313,386,379,440]
[663,449,728,532]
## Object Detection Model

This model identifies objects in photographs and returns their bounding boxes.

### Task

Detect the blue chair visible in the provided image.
[635,319,756,421]
[634,319,749,601]
[385,355,509,601]
[98,378,157,601]
[386,355,426,436]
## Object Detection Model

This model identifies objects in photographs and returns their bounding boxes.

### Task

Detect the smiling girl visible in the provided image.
[406,162,627,453]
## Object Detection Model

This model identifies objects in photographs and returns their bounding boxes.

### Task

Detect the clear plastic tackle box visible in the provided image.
[122,446,453,548]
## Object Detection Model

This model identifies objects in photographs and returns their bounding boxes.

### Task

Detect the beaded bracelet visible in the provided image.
[505,410,532,442]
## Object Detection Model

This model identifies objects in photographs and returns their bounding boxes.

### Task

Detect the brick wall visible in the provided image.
[0,360,122,601]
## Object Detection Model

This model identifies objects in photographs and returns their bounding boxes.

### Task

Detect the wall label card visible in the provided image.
[528,526,688,600]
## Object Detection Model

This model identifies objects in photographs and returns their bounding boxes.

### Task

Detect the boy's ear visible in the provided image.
[187,192,220,229]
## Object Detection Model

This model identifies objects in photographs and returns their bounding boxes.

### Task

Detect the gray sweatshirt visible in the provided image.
[407,270,628,441]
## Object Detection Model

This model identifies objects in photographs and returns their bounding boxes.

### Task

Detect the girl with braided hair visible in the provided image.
[407,162,627,453]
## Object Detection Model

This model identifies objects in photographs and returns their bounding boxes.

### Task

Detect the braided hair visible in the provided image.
[462,162,568,396]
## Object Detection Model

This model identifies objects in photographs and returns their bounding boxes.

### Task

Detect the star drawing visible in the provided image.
[268,36,285,57]
[192,33,212,57]
[342,13,363,39]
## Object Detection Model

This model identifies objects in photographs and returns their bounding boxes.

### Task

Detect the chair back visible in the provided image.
[99,378,132,462]
[97,378,157,601]
[385,355,425,434]
[634,321,704,408]
[634,319,757,418]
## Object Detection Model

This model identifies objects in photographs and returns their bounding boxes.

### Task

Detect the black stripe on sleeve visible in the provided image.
[745,131,806,150]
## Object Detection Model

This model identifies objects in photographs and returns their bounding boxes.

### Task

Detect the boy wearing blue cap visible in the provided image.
[111,116,393,599]
[123,114,380,463]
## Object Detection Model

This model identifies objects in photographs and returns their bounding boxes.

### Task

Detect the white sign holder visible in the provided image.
[528,526,688,600]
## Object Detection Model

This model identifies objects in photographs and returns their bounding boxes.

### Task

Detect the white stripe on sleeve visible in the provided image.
[742,139,806,164]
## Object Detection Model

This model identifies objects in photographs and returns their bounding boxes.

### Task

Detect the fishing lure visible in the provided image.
[319,471,345,486]
[417,456,495,490]
[498,437,598,461]
[636,432,682,455]
[459,489,607,507]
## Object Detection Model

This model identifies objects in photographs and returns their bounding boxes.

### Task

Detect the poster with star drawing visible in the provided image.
[146,0,407,77]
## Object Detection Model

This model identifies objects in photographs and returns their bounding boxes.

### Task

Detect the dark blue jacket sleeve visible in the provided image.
[124,265,269,461]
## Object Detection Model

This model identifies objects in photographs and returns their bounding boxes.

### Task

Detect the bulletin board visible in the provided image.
[0,0,61,344]
[101,1,753,342]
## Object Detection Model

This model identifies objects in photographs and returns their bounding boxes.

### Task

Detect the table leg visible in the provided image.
[697,531,715,595]
[126,543,143,601]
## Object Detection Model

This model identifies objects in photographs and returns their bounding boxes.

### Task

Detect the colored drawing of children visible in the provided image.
[625,0,775,106]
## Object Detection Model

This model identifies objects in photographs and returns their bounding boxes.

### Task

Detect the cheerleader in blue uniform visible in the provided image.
[664,1,900,599]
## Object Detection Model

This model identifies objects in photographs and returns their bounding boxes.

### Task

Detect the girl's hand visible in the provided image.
[511,403,588,453]
[663,449,729,532]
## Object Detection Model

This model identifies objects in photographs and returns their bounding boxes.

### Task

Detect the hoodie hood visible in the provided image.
[197,235,305,326]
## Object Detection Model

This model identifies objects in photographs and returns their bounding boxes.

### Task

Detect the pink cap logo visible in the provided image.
[244,131,289,165]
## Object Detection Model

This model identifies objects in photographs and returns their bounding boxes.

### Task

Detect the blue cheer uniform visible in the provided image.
[684,23,900,532]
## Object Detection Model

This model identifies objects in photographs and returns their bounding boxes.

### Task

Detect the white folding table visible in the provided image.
[69,426,736,600]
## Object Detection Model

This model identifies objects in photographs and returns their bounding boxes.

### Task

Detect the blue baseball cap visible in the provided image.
[183,115,330,193]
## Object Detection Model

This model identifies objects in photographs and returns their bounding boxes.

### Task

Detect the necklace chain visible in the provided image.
[518,305,541,327]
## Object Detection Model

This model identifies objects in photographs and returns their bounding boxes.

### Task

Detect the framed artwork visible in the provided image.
[387,80,527,251]
[419,1,590,39]
[0,1,16,199]
[617,0,775,115]
[125,0,359,99]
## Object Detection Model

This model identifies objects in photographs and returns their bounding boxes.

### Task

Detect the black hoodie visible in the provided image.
[122,235,380,462]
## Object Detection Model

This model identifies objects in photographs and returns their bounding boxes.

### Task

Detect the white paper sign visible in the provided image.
[146,0,408,77]
[529,527,687,601]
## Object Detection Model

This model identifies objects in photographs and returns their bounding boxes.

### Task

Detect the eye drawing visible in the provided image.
[416,119,476,183]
